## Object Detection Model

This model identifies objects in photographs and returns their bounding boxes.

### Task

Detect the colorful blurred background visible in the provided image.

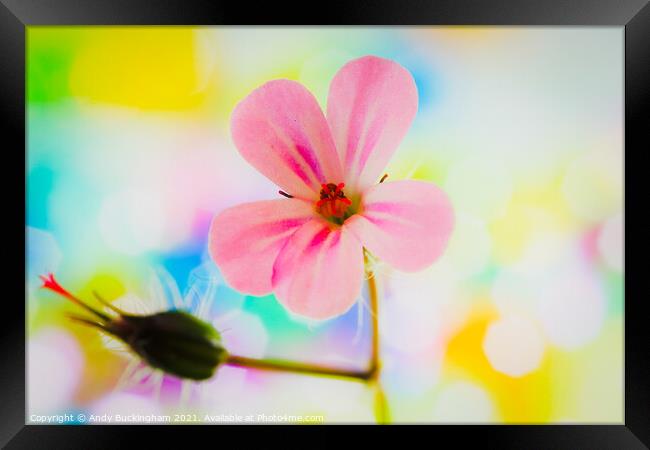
[26,27,623,424]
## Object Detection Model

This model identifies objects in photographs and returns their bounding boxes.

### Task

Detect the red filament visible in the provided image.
[317,182,352,219]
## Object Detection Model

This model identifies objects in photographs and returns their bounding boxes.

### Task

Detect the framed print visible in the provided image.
[2,0,648,447]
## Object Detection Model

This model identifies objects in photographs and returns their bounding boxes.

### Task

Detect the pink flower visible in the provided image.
[209,56,454,320]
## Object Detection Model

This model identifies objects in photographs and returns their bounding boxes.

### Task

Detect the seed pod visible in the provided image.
[40,273,228,381]
[107,311,227,380]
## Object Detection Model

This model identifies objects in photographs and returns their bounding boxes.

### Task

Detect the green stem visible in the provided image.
[224,255,390,423]
[225,355,373,382]
[365,259,390,424]
[366,265,380,375]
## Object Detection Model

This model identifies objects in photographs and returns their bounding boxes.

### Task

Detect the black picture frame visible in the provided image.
[3,0,648,447]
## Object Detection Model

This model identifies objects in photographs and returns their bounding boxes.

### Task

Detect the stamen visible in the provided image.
[278,190,294,199]
[317,181,352,221]
[379,174,388,183]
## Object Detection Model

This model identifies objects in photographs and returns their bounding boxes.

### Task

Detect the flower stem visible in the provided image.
[365,260,390,424]
[222,254,390,422]
[366,268,380,376]
[225,355,373,382]
[374,382,391,424]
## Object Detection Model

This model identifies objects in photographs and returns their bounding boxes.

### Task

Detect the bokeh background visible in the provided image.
[26,27,623,424]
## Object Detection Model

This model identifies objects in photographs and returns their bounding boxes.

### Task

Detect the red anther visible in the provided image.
[317,181,352,221]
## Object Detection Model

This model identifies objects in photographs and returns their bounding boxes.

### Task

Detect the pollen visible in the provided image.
[316,182,352,220]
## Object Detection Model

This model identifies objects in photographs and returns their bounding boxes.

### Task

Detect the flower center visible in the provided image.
[316,182,352,223]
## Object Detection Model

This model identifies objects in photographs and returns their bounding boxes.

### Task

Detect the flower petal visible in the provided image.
[272,219,364,320]
[231,79,343,199]
[327,56,418,192]
[208,199,315,296]
[346,180,454,272]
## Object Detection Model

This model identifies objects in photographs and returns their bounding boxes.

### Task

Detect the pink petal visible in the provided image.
[272,219,364,320]
[209,199,315,296]
[231,79,343,200]
[346,180,454,272]
[327,56,418,192]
